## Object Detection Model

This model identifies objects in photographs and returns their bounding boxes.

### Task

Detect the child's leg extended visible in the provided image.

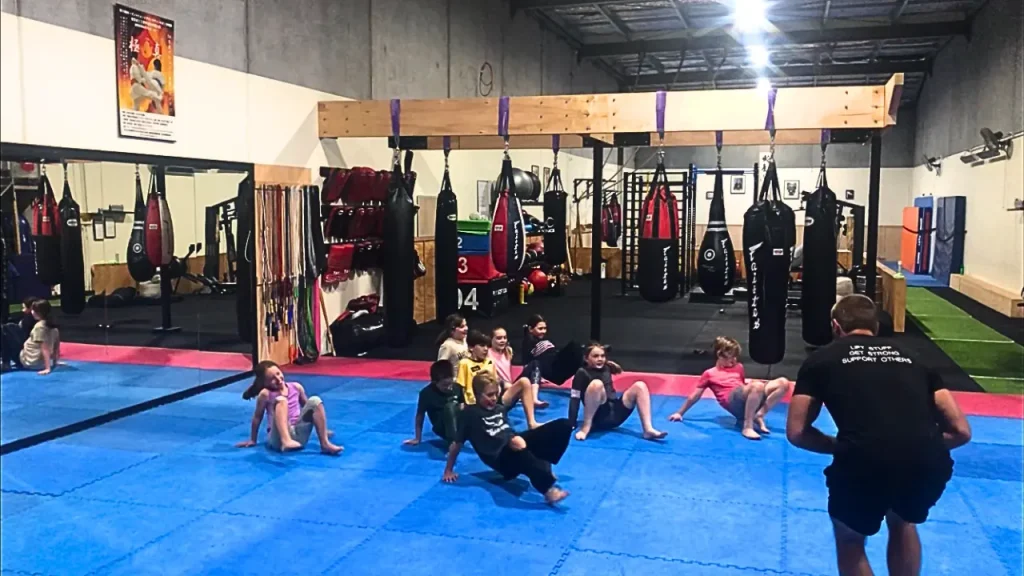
[300,397,343,455]
[575,380,607,440]
[519,418,572,465]
[621,381,667,440]
[497,440,569,503]
[503,377,540,429]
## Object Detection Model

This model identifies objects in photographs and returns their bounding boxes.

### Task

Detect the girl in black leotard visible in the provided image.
[519,314,584,408]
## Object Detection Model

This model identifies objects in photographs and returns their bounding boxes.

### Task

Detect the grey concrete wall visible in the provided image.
[2,0,617,101]
[635,109,918,170]
[914,0,1024,162]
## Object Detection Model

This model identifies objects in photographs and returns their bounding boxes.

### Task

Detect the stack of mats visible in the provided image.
[456,219,507,317]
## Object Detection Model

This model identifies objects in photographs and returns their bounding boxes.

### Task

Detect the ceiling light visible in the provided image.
[749,45,770,68]
[756,77,772,94]
[734,0,767,32]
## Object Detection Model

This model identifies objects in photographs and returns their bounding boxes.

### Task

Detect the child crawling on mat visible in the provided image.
[569,342,667,442]
[456,329,541,429]
[443,372,572,505]
[404,360,463,447]
[668,336,791,441]
[236,360,344,455]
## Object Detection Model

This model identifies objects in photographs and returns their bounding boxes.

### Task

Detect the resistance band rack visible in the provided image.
[317,74,905,340]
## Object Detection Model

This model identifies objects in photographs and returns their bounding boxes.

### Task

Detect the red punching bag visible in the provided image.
[32,173,62,286]
[144,169,175,267]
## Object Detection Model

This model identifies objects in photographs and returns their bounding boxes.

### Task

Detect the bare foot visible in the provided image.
[544,487,570,505]
[281,439,303,451]
[643,429,668,441]
[574,428,589,441]
[741,428,762,441]
[320,442,344,456]
[535,400,550,409]
[528,420,543,430]
[755,418,771,434]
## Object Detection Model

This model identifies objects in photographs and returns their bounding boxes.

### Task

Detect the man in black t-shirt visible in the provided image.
[787,294,972,576]
[404,361,464,447]
[443,372,572,505]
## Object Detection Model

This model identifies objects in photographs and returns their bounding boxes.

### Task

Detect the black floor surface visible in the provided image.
[57,293,250,354]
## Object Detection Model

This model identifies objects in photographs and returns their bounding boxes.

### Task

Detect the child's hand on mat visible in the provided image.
[403,438,420,446]
[668,413,683,422]
[443,469,459,483]
[235,440,257,448]
[38,369,51,376]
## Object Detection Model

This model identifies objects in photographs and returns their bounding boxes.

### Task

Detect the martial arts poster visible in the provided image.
[114,4,175,142]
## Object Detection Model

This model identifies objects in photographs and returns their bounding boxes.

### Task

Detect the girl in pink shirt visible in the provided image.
[669,336,791,440]
[488,327,515,385]
[236,361,344,455]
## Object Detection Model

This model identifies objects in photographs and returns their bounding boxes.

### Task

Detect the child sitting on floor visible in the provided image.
[443,373,572,505]
[458,329,541,429]
[1,297,41,372]
[668,336,792,441]
[404,360,464,447]
[236,360,344,455]
[7,300,60,375]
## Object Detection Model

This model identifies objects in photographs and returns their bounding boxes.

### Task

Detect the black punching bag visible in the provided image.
[543,168,568,266]
[383,159,416,347]
[127,169,156,283]
[58,172,86,314]
[742,161,795,365]
[435,165,459,322]
[638,163,680,302]
[697,170,736,297]
[236,179,255,343]
[801,166,838,346]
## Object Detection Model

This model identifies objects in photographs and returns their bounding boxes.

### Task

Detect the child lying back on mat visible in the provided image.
[456,329,541,429]
[236,360,344,455]
[520,314,585,407]
[443,372,572,505]
[668,336,791,441]
[404,360,463,447]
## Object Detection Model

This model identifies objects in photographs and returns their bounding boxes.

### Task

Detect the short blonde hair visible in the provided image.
[713,336,741,358]
[471,372,500,399]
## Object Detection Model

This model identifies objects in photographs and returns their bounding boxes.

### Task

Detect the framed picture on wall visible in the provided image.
[531,165,540,177]
[846,189,855,200]
[730,175,745,194]
[706,190,714,200]
[784,180,800,199]
[543,167,551,189]
[477,180,491,215]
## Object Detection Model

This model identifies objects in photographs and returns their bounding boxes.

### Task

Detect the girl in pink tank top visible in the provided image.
[235,361,344,455]
[668,337,792,441]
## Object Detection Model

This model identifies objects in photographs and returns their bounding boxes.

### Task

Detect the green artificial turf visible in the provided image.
[906,288,1024,395]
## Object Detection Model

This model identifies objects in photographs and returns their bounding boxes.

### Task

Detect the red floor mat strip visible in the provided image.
[61,343,253,371]
[287,356,1024,419]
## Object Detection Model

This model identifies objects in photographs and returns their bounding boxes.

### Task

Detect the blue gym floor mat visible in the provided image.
[1,375,1021,576]
[0,360,238,444]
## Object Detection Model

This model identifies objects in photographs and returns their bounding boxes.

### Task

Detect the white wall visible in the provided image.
[911,136,1024,294]
[0,12,629,350]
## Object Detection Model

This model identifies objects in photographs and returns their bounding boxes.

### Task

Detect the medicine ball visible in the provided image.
[528,268,549,292]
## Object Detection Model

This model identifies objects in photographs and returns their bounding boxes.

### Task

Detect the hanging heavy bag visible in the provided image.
[490,157,526,274]
[602,193,622,248]
[801,166,838,346]
[144,170,175,268]
[435,166,459,322]
[697,170,737,297]
[742,161,796,364]
[127,170,156,282]
[58,173,86,314]
[638,163,679,303]
[383,159,417,347]
[0,234,7,323]
[236,179,255,342]
[307,185,327,276]
[543,168,568,266]
[32,174,62,286]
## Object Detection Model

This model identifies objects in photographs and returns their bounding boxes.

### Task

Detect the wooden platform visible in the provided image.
[951,274,1024,318]
[878,262,907,332]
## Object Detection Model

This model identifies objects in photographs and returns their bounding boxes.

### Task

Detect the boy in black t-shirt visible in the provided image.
[787,294,972,576]
[442,372,572,505]
[404,361,464,447]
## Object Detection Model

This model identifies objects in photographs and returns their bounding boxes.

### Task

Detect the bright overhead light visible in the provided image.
[749,45,770,68]
[756,77,772,94]
[734,0,767,32]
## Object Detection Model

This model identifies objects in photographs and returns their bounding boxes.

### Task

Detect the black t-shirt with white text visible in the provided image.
[794,335,948,462]
[457,403,514,466]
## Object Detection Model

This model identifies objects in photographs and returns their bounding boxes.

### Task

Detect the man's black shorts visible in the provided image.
[825,452,953,536]
[592,398,634,431]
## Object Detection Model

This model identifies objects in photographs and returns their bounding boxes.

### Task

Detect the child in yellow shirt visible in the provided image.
[456,330,541,429]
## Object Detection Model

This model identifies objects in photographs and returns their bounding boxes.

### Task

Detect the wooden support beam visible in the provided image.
[424,135,584,150]
[884,73,904,126]
[656,129,825,147]
[319,79,895,140]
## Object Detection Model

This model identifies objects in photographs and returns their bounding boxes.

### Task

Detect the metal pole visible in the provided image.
[591,145,604,341]
[865,130,882,300]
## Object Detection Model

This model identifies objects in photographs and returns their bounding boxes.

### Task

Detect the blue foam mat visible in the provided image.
[0,375,1021,576]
